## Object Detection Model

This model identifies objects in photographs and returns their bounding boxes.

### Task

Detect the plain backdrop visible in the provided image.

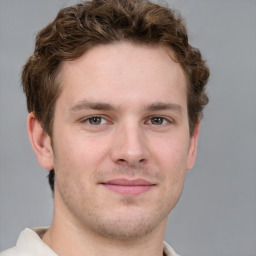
[0,0,256,255]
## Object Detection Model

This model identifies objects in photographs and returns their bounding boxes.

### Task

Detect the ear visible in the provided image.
[186,122,200,170]
[27,112,54,170]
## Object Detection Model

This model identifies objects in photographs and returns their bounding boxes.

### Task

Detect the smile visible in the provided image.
[100,179,156,196]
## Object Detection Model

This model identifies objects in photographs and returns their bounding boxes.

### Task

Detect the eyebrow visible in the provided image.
[70,100,183,113]
[70,100,116,112]
[144,102,183,113]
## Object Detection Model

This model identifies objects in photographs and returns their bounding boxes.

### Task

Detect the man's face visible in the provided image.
[49,42,198,240]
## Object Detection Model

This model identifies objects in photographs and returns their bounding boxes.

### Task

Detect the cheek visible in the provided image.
[154,138,188,200]
[154,136,190,172]
[53,132,111,178]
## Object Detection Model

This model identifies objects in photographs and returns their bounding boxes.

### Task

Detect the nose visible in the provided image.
[110,123,150,167]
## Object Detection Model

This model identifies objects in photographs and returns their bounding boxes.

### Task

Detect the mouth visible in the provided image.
[100,179,156,196]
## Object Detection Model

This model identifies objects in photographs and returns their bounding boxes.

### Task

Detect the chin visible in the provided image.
[96,218,156,240]
[84,206,169,241]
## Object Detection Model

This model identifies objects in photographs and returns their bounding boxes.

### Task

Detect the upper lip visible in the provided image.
[101,179,154,186]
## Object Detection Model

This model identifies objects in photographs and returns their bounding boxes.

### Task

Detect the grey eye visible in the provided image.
[88,116,102,125]
[150,117,165,125]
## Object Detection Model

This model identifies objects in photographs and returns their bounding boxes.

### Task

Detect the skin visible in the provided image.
[28,42,199,256]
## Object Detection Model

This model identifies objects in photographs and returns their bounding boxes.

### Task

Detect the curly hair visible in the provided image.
[22,0,210,192]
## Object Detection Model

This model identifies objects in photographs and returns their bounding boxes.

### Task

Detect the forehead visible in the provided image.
[58,42,187,109]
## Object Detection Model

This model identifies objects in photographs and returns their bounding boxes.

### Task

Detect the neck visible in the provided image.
[42,187,169,256]
[43,211,167,256]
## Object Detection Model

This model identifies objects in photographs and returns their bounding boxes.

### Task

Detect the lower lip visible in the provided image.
[102,184,153,196]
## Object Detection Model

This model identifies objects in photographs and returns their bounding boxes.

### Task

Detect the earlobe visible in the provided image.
[27,112,54,170]
[186,122,200,170]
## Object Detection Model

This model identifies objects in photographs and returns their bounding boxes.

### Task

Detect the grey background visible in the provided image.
[0,0,255,255]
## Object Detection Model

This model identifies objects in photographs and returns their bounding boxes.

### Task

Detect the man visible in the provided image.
[0,0,209,255]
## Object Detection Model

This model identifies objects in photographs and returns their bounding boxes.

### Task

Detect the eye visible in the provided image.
[147,116,169,125]
[84,116,108,125]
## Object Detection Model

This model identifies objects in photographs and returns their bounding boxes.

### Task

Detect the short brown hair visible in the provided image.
[22,0,210,192]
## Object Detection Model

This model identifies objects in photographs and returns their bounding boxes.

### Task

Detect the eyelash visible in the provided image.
[82,116,109,126]
[146,116,171,126]
[81,115,172,127]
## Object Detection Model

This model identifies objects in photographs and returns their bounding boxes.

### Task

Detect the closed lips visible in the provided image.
[101,179,156,196]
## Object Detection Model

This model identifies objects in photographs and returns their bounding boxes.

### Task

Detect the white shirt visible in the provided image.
[0,228,181,256]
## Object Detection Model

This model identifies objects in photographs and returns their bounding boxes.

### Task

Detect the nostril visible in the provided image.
[118,159,126,163]
[114,154,148,165]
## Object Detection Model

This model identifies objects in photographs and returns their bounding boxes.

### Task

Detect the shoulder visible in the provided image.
[0,247,24,256]
[163,241,182,256]
[0,228,56,256]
